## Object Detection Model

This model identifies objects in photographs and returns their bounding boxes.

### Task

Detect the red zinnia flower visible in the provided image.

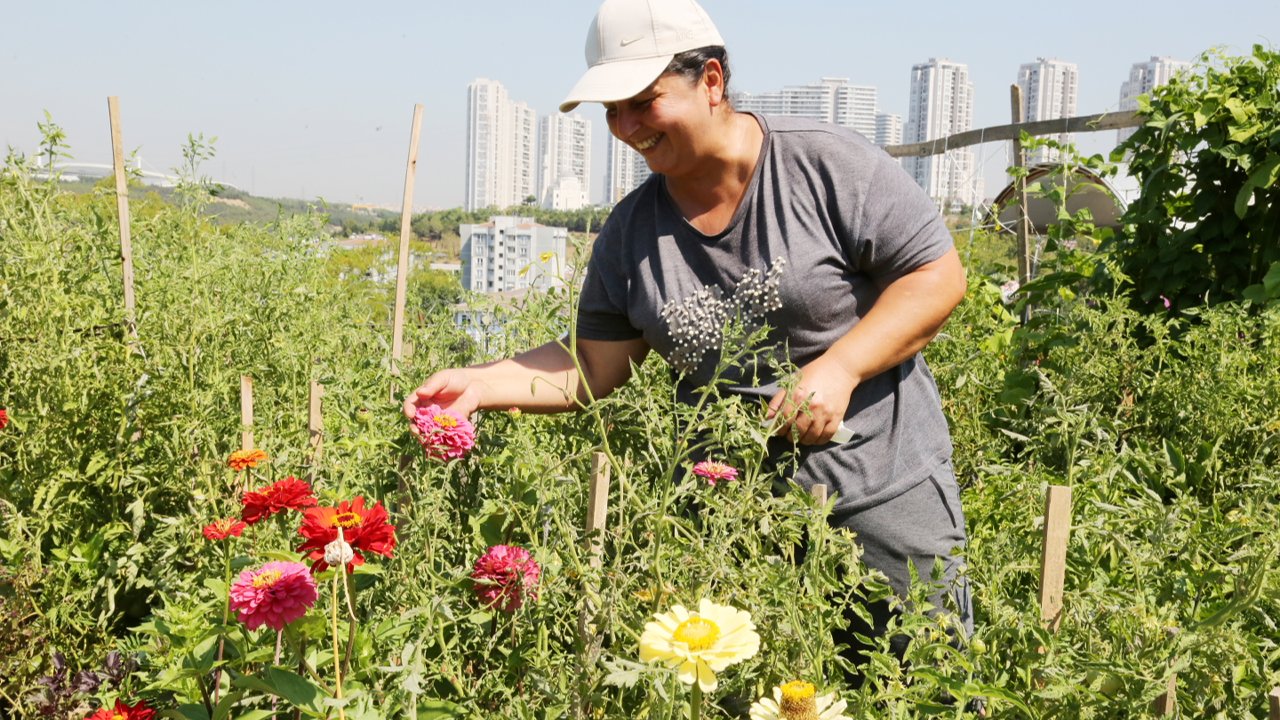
[242,476,318,525]
[202,517,247,541]
[297,497,397,573]
[85,698,156,720]
[0,407,8,430]
[227,448,269,472]
[228,561,318,631]
[471,544,541,613]
[692,460,739,486]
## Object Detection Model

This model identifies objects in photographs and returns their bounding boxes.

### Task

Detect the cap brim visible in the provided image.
[559,55,674,113]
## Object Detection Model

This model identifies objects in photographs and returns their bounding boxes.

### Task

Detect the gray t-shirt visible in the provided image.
[577,114,954,511]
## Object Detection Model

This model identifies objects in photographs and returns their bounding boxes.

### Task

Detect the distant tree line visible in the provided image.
[338,205,612,239]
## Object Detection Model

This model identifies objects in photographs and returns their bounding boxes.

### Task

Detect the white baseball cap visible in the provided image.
[559,0,725,113]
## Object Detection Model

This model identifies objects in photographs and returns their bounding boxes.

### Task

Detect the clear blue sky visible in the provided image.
[4,1,1275,210]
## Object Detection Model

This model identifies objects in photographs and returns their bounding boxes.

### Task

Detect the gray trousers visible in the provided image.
[825,460,973,680]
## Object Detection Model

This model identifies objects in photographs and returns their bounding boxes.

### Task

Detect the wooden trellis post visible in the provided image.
[1009,84,1033,324]
[1151,669,1177,716]
[308,379,323,479]
[390,103,424,399]
[240,375,255,451]
[576,452,611,720]
[810,483,829,505]
[1268,686,1279,720]
[1038,484,1071,631]
[107,96,137,341]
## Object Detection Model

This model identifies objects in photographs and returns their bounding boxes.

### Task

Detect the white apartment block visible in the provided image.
[466,79,536,211]
[1117,57,1191,144]
[732,78,878,141]
[460,216,567,294]
[604,133,652,205]
[875,112,903,147]
[538,113,592,211]
[1017,58,1079,164]
[903,58,981,210]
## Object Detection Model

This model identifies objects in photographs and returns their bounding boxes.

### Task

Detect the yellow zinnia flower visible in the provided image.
[639,598,760,691]
[749,681,850,720]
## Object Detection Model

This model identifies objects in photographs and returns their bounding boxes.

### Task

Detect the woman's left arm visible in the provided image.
[767,246,967,444]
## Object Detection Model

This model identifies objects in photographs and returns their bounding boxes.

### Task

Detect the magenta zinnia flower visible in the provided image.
[471,545,540,612]
[692,460,739,486]
[228,561,318,631]
[412,404,476,461]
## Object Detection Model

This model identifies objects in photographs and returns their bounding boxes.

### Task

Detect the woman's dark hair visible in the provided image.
[666,46,731,96]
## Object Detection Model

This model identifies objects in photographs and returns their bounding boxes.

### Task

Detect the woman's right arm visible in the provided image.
[401,336,650,420]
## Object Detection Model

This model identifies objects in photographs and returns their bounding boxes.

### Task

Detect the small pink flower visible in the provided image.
[471,545,540,613]
[229,561,318,631]
[412,404,477,461]
[692,460,739,486]
[1160,294,1172,309]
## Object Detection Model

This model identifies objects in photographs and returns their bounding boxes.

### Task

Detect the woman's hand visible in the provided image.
[402,369,488,422]
[765,355,859,445]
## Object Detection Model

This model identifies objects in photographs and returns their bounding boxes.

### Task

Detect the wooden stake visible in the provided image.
[1038,484,1072,631]
[584,452,611,566]
[240,375,255,451]
[390,104,424,387]
[577,452,611,720]
[1268,686,1280,720]
[1009,84,1032,319]
[810,483,828,505]
[107,96,137,340]
[1151,670,1176,716]
[308,380,324,473]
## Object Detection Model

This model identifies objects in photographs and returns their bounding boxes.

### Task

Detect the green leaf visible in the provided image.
[1234,156,1280,218]
[264,667,326,713]
[417,698,466,719]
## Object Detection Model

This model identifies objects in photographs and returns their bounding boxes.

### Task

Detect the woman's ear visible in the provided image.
[702,58,726,108]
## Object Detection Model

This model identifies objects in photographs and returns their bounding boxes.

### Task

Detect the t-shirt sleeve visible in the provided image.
[575,225,644,341]
[846,151,955,284]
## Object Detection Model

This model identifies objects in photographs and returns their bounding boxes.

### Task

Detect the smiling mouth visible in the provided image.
[633,133,663,151]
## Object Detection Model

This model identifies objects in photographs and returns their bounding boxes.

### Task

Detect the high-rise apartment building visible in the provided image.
[538,113,592,211]
[732,78,878,141]
[1017,58,1079,163]
[875,113,903,147]
[1117,57,1191,144]
[604,134,652,205]
[903,58,981,210]
[460,215,568,293]
[466,79,536,211]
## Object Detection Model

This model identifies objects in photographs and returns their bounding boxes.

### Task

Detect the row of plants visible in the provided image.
[2,47,1279,718]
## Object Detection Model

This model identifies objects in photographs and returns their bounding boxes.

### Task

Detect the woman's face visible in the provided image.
[603,63,723,178]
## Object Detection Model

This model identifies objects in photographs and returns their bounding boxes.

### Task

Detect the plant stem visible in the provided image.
[212,543,232,705]
[331,571,346,720]
[689,682,702,720]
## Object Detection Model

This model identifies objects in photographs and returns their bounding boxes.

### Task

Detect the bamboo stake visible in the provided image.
[107,96,137,341]
[885,110,1141,158]
[308,379,323,477]
[1038,484,1072,631]
[576,452,611,720]
[1268,687,1279,720]
[390,104,424,394]
[240,375,255,451]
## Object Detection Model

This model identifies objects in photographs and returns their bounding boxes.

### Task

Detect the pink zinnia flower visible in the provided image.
[412,404,476,461]
[202,517,246,541]
[471,545,540,612]
[228,561,318,631]
[692,460,739,486]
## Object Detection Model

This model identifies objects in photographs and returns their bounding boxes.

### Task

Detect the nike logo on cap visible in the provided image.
[620,36,645,47]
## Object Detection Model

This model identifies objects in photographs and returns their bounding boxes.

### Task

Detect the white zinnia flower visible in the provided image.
[749,680,850,720]
[638,598,760,691]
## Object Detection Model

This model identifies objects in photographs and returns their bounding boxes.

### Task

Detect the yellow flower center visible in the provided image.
[780,680,819,720]
[434,414,458,428]
[672,617,720,652]
[331,512,363,528]
[112,714,127,720]
[252,570,283,588]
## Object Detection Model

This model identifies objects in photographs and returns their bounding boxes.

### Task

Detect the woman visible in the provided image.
[406,0,971,669]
